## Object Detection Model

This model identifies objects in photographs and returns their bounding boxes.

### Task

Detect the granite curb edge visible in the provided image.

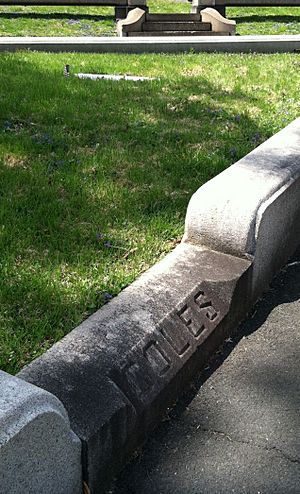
[1,118,300,493]
[1,35,300,53]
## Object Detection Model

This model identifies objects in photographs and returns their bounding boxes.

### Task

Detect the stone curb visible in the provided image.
[18,245,252,493]
[0,371,82,494]
[184,117,300,300]
[12,118,300,493]
[1,34,300,53]
[117,7,146,36]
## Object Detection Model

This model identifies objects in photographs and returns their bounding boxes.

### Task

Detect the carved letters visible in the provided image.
[144,341,171,377]
[110,284,227,409]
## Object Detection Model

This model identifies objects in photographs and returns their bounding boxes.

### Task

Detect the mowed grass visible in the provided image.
[0,51,300,373]
[230,6,300,34]
[1,1,300,36]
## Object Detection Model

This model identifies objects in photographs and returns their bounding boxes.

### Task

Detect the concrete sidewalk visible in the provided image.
[112,247,300,493]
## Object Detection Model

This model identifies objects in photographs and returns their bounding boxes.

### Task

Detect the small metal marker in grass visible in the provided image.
[64,64,70,77]
[75,73,156,81]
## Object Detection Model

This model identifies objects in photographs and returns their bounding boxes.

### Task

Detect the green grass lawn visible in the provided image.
[0,1,300,36]
[0,51,299,374]
[230,6,300,34]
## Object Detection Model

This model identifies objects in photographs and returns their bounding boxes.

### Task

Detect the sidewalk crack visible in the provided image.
[198,426,300,465]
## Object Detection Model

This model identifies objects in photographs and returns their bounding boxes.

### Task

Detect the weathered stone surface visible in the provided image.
[1,35,300,54]
[0,371,82,494]
[16,118,300,494]
[19,243,251,493]
[117,10,227,37]
[112,249,300,494]
[117,7,146,36]
[184,117,300,298]
[200,7,236,34]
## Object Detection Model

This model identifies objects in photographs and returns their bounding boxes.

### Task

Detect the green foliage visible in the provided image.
[0,51,300,373]
[1,2,300,36]
[0,5,116,36]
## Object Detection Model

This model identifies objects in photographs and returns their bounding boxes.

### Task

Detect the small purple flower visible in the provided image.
[207,107,223,118]
[234,114,241,123]
[253,132,261,144]
[32,133,54,146]
[229,147,237,157]
[102,291,113,302]
[96,232,105,241]
[44,133,54,144]
[104,241,112,248]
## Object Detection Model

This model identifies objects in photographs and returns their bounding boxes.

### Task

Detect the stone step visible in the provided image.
[143,21,211,31]
[127,31,229,36]
[146,13,201,22]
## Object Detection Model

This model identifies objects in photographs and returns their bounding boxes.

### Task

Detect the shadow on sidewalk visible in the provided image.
[111,244,300,493]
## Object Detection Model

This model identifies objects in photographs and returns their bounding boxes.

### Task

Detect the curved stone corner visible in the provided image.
[200,7,236,34]
[117,7,146,37]
[18,243,252,493]
[0,370,82,494]
[183,117,300,297]
[16,118,300,493]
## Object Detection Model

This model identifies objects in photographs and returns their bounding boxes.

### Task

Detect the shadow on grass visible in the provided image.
[0,54,277,373]
[234,13,300,23]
